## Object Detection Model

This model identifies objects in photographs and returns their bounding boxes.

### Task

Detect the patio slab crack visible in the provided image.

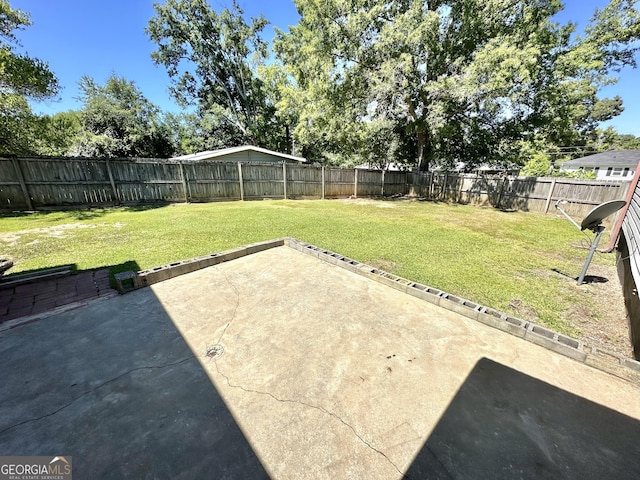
[215,268,241,345]
[213,361,409,479]
[0,357,194,436]
[209,269,410,477]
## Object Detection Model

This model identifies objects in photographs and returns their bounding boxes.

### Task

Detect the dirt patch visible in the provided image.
[0,223,125,246]
[340,198,398,208]
[564,264,632,358]
[368,259,399,271]
[508,298,539,321]
[513,265,632,358]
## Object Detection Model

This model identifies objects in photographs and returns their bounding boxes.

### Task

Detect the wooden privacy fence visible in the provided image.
[0,156,630,221]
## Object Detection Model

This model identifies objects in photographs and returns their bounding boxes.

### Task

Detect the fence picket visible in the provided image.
[0,157,630,223]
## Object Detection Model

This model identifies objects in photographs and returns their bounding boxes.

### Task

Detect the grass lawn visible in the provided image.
[0,199,617,336]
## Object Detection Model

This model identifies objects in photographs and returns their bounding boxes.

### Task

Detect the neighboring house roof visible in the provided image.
[560,150,640,168]
[171,145,306,163]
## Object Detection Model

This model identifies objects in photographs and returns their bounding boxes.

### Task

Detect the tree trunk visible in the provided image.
[285,124,292,154]
[416,130,429,172]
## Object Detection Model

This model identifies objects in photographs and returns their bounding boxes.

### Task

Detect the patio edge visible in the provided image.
[284,238,640,386]
[116,236,640,386]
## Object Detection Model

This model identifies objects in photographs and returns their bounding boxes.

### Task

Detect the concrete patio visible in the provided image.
[1,243,640,479]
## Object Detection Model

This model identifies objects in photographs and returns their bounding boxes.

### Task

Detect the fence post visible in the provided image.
[496,176,506,209]
[11,158,33,210]
[354,168,358,198]
[237,162,244,201]
[283,162,287,199]
[544,178,557,214]
[443,173,448,200]
[322,165,325,200]
[178,161,189,203]
[104,159,119,204]
[381,170,385,196]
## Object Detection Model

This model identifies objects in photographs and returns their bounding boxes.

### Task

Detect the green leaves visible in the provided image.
[147,0,283,149]
[0,1,59,154]
[70,74,174,158]
[276,0,640,170]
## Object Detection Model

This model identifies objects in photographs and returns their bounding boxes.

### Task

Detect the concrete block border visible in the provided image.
[119,236,640,385]
[284,238,640,386]
[117,238,286,291]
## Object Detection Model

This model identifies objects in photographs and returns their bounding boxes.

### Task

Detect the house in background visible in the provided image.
[171,145,306,164]
[559,150,640,180]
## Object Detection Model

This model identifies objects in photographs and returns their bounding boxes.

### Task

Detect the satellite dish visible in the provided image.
[580,200,626,231]
[555,198,626,284]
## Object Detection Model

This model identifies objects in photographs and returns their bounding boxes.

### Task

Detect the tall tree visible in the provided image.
[147,0,285,149]
[276,0,640,170]
[33,111,82,156]
[70,74,174,158]
[0,0,59,154]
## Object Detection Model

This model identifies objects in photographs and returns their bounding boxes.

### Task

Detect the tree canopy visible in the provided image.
[70,74,174,158]
[2,0,639,169]
[147,0,287,150]
[0,0,59,154]
[275,0,640,170]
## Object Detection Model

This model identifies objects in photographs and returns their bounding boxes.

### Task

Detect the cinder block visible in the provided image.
[133,275,147,288]
[622,358,640,373]
[496,315,528,338]
[526,323,555,340]
[247,239,283,254]
[114,271,138,293]
[501,319,527,337]
[415,288,442,306]
[524,323,587,362]
[584,353,620,373]
[356,265,378,278]
[304,246,320,258]
[320,252,341,265]
[405,283,426,300]
[206,255,223,267]
[556,334,582,350]
[220,247,248,262]
[288,240,309,253]
[338,257,361,272]
[439,294,480,320]
[192,258,211,270]
[477,307,504,330]
[377,273,402,290]
[172,262,195,276]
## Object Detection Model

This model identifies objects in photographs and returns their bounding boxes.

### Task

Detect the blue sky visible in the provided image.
[11,0,640,136]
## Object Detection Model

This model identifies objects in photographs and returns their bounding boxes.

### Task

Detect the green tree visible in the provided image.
[32,110,82,156]
[71,74,174,158]
[164,111,247,155]
[522,152,553,177]
[588,126,640,150]
[0,0,59,154]
[147,0,285,150]
[276,0,640,171]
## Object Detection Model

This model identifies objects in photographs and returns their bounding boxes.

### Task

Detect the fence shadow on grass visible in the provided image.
[462,175,538,212]
[0,203,171,221]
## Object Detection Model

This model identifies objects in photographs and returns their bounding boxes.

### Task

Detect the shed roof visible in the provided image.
[561,150,640,168]
[171,145,306,163]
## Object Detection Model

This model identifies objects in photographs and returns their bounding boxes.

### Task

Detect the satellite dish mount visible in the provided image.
[555,199,626,284]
